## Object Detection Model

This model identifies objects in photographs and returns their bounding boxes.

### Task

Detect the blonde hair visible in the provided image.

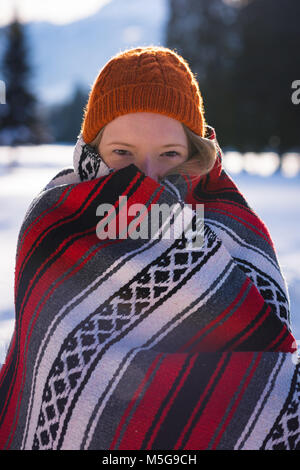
[89,122,217,180]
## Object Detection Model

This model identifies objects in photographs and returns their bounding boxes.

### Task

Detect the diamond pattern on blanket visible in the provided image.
[261,363,300,450]
[235,260,290,330]
[32,226,218,449]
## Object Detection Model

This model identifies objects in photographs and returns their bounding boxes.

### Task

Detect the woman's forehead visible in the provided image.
[102,113,187,141]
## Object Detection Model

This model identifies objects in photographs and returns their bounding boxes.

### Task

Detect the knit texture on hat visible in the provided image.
[81,46,206,143]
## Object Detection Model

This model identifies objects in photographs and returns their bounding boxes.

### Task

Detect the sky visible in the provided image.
[0,0,242,27]
[0,0,112,26]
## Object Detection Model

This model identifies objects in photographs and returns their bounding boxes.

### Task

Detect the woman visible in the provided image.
[0,46,299,450]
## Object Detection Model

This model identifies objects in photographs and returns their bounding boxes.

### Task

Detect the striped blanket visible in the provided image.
[0,126,299,450]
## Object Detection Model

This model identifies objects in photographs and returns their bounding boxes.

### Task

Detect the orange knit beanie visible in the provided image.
[81,46,206,143]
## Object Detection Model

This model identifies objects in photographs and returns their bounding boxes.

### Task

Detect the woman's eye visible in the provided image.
[112,150,180,157]
[163,151,180,157]
[113,149,131,156]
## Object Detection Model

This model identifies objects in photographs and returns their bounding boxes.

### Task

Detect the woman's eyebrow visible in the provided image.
[106,142,187,148]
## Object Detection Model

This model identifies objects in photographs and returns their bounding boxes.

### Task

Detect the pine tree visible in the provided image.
[0,17,50,146]
[45,84,89,143]
[166,0,300,152]
[166,0,239,147]
[233,0,300,152]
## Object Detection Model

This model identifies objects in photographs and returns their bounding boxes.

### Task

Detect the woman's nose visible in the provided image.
[137,156,159,182]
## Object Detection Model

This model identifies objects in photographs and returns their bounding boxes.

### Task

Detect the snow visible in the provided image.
[0,145,299,363]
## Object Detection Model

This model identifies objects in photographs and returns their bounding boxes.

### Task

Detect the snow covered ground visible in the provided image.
[0,144,299,363]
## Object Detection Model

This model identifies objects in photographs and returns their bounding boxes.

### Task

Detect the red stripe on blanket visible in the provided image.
[144,354,198,450]
[109,353,164,450]
[210,352,262,449]
[183,352,256,450]
[16,185,71,275]
[15,171,122,293]
[203,208,271,245]
[180,279,277,353]
[224,302,271,350]
[120,179,165,239]
[113,354,189,450]
[268,327,297,353]
[207,201,272,233]
[178,278,252,352]
[174,353,229,449]
[185,181,274,246]
[0,330,16,389]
